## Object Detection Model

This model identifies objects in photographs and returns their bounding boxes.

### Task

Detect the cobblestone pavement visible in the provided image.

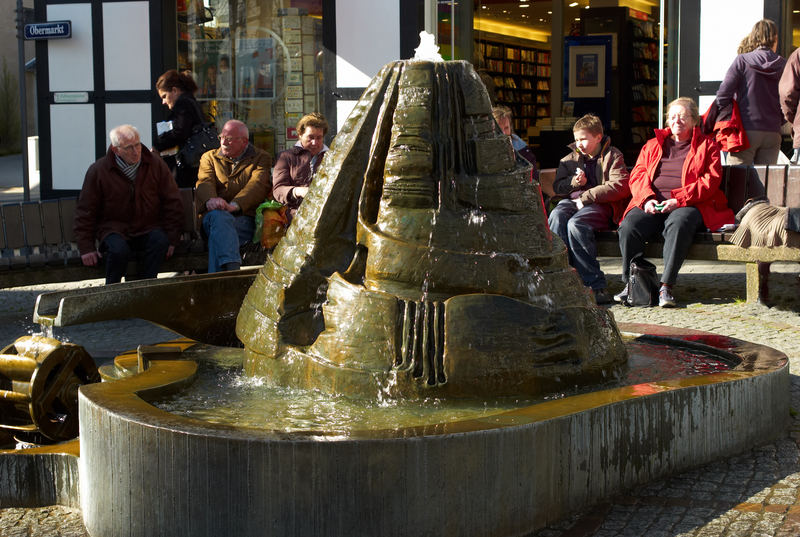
[0,507,88,537]
[1,260,800,536]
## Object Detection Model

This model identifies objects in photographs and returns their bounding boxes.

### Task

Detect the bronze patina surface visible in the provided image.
[33,270,258,347]
[236,60,626,397]
[0,336,99,443]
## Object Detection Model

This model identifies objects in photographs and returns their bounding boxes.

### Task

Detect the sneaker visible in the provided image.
[658,286,676,308]
[594,288,612,305]
[613,287,628,303]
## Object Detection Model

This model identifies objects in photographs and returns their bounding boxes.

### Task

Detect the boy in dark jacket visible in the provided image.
[548,114,630,304]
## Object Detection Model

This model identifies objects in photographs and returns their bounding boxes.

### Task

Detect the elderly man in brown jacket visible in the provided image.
[74,124,183,284]
[196,119,272,272]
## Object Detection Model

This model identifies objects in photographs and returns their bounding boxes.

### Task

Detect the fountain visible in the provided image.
[235,56,625,398]
[0,49,790,537]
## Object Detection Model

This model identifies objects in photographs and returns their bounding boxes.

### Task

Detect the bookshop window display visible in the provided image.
[177,0,324,156]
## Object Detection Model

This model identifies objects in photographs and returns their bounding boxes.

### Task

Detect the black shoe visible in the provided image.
[594,288,612,305]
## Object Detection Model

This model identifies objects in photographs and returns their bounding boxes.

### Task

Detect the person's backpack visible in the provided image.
[625,257,659,307]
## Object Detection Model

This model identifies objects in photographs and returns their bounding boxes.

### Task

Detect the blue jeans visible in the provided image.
[100,229,169,284]
[548,199,614,290]
[202,210,255,273]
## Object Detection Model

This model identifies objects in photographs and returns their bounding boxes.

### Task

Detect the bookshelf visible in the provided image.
[629,18,659,152]
[581,7,661,163]
[477,40,551,132]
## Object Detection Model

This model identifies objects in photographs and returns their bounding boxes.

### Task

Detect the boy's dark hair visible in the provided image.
[572,114,603,136]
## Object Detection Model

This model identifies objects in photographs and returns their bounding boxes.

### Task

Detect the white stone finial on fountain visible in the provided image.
[413,30,443,62]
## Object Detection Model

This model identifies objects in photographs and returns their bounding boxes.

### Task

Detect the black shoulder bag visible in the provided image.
[177,122,220,169]
[625,257,659,307]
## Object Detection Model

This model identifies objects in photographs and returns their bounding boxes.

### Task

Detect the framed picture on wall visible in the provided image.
[564,36,611,100]
[191,40,232,101]
[235,38,275,100]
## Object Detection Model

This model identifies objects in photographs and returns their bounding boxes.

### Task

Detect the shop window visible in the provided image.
[177,0,323,157]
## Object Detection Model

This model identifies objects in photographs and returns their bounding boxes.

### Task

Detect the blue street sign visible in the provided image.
[24,21,72,40]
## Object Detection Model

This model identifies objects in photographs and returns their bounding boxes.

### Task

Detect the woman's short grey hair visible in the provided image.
[665,97,700,126]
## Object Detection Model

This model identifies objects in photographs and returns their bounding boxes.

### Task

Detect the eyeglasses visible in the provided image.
[219,135,246,143]
[116,143,140,151]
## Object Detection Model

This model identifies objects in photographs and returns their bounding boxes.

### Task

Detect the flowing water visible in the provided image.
[152,337,734,434]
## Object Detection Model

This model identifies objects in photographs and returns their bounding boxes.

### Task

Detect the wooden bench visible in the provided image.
[539,164,800,303]
[0,189,266,289]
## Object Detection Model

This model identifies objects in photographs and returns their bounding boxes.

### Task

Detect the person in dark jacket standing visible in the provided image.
[779,47,800,163]
[153,69,204,188]
[272,113,329,218]
[716,19,786,165]
[74,125,184,284]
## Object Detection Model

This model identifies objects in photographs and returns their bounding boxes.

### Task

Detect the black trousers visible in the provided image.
[617,206,703,286]
[100,229,170,284]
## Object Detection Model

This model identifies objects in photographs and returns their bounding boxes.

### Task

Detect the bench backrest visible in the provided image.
[0,187,199,269]
[538,165,800,213]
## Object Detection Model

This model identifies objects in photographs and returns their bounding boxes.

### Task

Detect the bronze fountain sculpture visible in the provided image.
[237,58,626,398]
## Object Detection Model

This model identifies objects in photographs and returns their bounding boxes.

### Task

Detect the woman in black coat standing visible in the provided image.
[153,69,204,188]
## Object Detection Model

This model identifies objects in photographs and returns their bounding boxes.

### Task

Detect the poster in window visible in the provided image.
[286,85,302,99]
[286,99,303,113]
[302,55,315,73]
[303,75,316,94]
[287,72,302,86]
[282,15,300,30]
[191,40,232,101]
[236,38,275,100]
[575,54,598,87]
[567,44,606,99]
[284,29,301,44]
[287,44,302,58]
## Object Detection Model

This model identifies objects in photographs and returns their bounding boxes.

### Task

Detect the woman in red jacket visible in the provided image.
[616,97,735,307]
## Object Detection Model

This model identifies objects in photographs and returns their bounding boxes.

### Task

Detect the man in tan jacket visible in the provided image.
[196,119,272,272]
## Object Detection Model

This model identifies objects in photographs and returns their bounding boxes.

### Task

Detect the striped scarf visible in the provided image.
[115,155,140,181]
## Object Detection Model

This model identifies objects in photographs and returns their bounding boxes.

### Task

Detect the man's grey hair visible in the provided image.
[109,124,140,147]
[223,119,249,138]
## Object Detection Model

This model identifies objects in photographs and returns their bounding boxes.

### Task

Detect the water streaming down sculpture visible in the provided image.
[236,59,627,397]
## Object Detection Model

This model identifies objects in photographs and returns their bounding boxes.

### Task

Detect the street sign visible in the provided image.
[24,21,71,40]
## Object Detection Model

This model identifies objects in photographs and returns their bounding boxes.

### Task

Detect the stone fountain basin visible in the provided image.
[77,323,788,537]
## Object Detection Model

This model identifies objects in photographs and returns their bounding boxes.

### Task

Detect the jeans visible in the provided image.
[100,229,170,284]
[202,209,255,273]
[548,199,614,290]
[617,206,703,286]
